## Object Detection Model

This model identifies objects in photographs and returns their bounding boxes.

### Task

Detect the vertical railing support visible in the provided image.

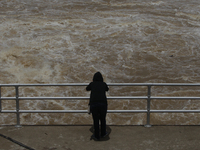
[0,86,1,112]
[145,85,152,127]
[15,86,21,127]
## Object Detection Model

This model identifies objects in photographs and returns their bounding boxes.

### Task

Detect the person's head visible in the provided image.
[93,72,103,82]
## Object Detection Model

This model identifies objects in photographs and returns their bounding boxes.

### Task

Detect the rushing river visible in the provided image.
[0,0,200,125]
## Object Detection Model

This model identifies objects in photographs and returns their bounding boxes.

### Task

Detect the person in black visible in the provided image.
[86,72,109,140]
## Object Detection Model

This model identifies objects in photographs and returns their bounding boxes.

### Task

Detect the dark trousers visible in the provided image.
[90,103,107,139]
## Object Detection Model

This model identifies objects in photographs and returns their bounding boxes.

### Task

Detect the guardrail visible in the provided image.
[1,83,200,127]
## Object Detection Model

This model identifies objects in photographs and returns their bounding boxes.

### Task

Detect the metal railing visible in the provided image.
[1,83,200,127]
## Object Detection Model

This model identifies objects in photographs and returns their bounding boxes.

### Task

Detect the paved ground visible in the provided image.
[0,125,200,150]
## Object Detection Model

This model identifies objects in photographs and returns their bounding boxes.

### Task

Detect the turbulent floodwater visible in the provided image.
[0,0,200,125]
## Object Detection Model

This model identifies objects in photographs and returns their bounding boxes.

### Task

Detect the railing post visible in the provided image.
[0,86,1,112]
[15,86,21,127]
[145,85,152,127]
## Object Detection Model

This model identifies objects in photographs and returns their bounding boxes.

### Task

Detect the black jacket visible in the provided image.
[86,72,109,105]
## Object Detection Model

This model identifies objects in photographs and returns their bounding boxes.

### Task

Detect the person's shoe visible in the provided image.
[91,135,100,141]
[101,132,109,138]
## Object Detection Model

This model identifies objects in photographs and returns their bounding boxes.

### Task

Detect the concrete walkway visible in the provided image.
[0,125,200,150]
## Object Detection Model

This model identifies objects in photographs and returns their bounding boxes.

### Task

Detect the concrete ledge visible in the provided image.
[1,126,200,150]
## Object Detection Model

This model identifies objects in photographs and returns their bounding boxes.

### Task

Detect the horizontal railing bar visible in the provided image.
[0,83,88,87]
[108,110,147,113]
[20,110,147,113]
[0,96,148,100]
[151,110,200,113]
[2,110,200,113]
[146,83,200,86]
[2,96,200,100]
[20,110,88,113]
[108,83,200,86]
[1,83,200,87]
[18,97,89,100]
[151,97,200,100]
[0,97,16,100]
[108,96,147,99]
[109,83,152,86]
[1,110,16,113]
[0,110,147,113]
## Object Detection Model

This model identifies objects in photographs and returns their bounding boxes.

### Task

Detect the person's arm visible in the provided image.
[86,83,92,106]
[86,83,92,91]
[105,83,109,91]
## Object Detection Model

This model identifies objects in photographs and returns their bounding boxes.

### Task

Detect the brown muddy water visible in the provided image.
[0,0,200,125]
